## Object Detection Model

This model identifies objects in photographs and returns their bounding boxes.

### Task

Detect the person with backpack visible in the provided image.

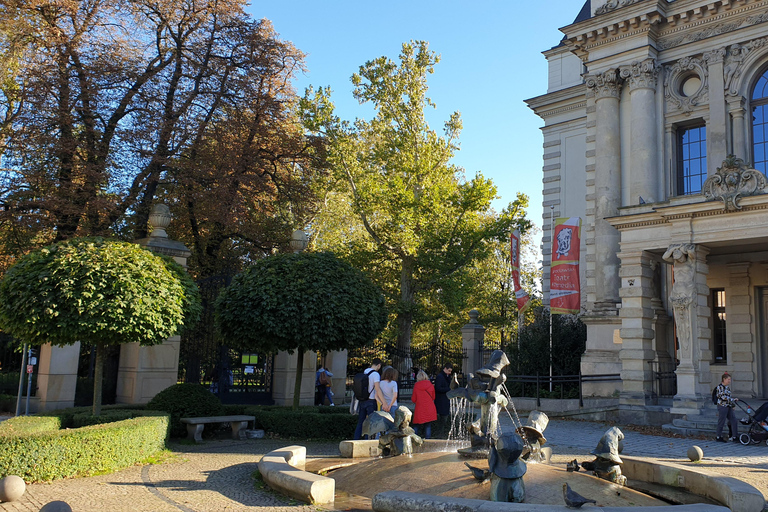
[715,372,739,442]
[315,365,334,406]
[353,357,384,440]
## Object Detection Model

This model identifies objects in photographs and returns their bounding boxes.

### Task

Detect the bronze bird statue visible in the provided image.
[464,462,491,482]
[563,483,597,508]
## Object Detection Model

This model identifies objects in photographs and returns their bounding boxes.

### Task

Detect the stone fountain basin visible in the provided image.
[325,439,764,511]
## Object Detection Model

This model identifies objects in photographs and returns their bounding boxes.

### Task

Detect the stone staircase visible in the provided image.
[662,403,756,438]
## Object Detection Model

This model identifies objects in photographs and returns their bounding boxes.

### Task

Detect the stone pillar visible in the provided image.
[621,59,659,204]
[116,204,191,404]
[461,309,485,376]
[617,250,657,422]
[729,99,747,161]
[271,350,317,406]
[586,70,622,311]
[727,263,755,397]
[325,349,348,404]
[706,49,728,175]
[36,342,81,411]
[664,243,710,415]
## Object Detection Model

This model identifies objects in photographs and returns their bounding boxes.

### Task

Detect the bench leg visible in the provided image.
[231,421,248,440]
[187,423,205,443]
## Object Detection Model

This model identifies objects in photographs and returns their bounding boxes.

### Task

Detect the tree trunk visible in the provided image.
[92,343,105,416]
[395,257,416,377]
[293,348,304,411]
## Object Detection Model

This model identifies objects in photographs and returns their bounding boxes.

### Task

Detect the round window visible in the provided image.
[681,76,702,97]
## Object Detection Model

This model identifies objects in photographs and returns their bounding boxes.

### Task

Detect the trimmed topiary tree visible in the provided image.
[216,251,388,409]
[146,383,224,437]
[0,237,201,415]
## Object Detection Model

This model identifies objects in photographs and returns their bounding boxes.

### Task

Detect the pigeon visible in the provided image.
[464,462,491,482]
[563,483,597,508]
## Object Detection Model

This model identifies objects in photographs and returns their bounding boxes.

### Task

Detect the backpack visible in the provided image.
[319,371,331,387]
[353,369,371,401]
[712,386,719,405]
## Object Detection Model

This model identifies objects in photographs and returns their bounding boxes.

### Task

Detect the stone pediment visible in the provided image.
[702,156,768,211]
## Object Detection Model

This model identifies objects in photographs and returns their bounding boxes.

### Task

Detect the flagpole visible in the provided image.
[549,205,554,393]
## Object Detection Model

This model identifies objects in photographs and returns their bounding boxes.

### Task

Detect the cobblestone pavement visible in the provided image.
[1,419,766,512]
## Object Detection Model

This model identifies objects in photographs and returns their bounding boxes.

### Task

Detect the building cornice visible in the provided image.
[525,84,588,119]
[607,192,768,230]
[561,0,768,60]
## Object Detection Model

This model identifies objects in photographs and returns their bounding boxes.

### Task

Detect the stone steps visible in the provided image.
[662,406,746,437]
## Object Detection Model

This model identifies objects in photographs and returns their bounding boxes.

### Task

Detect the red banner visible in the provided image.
[550,217,581,315]
[510,230,530,313]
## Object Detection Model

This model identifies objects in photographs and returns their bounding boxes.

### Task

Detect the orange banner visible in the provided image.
[550,217,581,315]
[510,230,530,313]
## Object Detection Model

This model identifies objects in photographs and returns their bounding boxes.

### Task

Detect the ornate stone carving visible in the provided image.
[702,155,768,211]
[663,56,708,114]
[585,69,622,99]
[619,59,658,90]
[658,20,744,51]
[594,0,642,15]
[662,244,697,360]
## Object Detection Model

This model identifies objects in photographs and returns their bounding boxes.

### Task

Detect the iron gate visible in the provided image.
[180,274,274,404]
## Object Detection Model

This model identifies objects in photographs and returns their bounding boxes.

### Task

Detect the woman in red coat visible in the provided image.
[411,370,438,438]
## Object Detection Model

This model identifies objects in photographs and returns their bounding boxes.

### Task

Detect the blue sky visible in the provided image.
[248,1,584,255]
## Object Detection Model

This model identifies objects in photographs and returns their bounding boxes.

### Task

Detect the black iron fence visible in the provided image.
[503,372,622,407]
[346,338,468,398]
[179,274,274,404]
[649,360,677,398]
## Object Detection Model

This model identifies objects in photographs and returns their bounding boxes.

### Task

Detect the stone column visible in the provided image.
[461,309,485,376]
[620,59,659,204]
[729,98,747,161]
[664,243,710,414]
[116,204,192,404]
[36,342,81,411]
[586,70,623,312]
[617,250,657,422]
[325,349,348,404]
[705,49,728,175]
[271,350,317,406]
[727,263,754,397]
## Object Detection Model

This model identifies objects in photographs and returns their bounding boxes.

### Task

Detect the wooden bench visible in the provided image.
[180,415,256,443]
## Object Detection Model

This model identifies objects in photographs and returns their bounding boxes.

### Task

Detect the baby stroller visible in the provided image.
[736,400,768,446]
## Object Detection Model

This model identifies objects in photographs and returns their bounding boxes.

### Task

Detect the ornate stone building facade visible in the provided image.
[527,0,768,424]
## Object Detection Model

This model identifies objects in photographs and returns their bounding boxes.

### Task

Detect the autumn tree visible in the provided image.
[0,238,201,415]
[0,0,324,274]
[216,252,387,409]
[301,41,531,370]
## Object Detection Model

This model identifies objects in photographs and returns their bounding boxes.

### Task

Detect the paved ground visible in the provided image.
[1,418,766,512]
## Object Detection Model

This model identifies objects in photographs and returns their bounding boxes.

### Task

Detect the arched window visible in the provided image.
[751,69,768,174]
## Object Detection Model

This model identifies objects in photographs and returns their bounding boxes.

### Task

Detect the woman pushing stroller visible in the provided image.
[715,372,739,443]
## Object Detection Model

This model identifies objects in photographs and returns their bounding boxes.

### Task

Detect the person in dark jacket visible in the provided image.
[434,362,453,418]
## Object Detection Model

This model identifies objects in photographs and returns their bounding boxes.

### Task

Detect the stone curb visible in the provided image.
[370,490,730,512]
[622,456,765,512]
[257,445,335,505]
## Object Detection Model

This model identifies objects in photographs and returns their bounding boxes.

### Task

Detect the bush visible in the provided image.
[0,413,169,482]
[0,394,15,413]
[243,406,358,439]
[72,410,134,428]
[146,383,223,437]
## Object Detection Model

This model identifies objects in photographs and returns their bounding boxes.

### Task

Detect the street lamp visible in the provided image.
[290,229,308,253]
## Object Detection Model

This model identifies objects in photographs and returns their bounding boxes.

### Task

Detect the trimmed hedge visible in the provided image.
[243,406,358,439]
[146,383,223,438]
[0,412,169,482]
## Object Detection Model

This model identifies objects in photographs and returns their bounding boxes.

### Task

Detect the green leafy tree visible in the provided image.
[301,41,531,368]
[0,238,201,414]
[215,251,387,409]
